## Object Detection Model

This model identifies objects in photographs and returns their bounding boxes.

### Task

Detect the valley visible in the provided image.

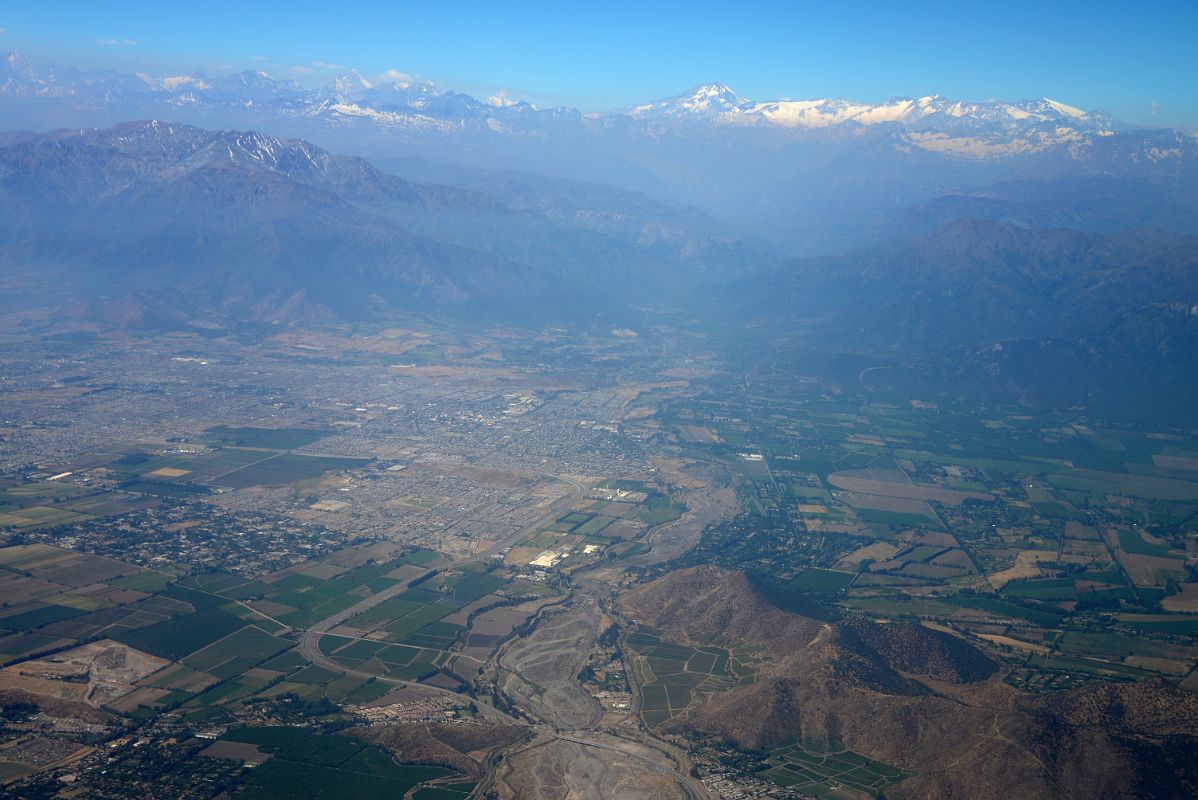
[0,318,1195,799]
[0,19,1196,798]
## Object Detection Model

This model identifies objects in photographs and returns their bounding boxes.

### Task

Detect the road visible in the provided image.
[294,468,706,798]
[294,572,526,723]
[295,468,585,722]
[477,471,587,558]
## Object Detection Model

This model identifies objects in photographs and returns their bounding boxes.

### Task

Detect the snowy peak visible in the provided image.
[628,82,751,120]
[623,82,1106,132]
[0,52,1120,140]
[334,69,374,95]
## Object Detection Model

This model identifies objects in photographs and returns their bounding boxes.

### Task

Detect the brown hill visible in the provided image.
[618,566,1198,799]
[344,721,526,777]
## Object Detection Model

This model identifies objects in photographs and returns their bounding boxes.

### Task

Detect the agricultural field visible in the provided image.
[106,446,368,491]
[504,479,686,572]
[624,627,757,726]
[0,479,157,532]
[215,726,458,800]
[662,380,1198,691]
[0,537,531,725]
[760,738,912,798]
[314,563,551,686]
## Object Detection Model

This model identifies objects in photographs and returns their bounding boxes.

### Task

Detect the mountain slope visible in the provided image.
[619,566,1198,799]
[0,121,624,327]
[3,52,1196,249]
[715,220,1198,422]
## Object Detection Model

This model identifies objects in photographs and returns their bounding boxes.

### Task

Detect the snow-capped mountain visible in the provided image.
[2,52,1194,254]
[627,83,1115,132]
[0,52,1115,136]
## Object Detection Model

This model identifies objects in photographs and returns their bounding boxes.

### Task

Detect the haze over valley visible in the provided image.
[0,5,1196,799]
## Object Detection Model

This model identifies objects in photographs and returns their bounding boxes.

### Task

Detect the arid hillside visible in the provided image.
[619,566,1198,799]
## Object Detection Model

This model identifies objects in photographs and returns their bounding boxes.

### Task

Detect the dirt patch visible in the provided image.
[987,550,1059,589]
[0,640,169,707]
[146,467,191,478]
[494,737,686,800]
[347,722,525,778]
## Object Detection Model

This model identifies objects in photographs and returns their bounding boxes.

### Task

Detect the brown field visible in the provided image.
[1163,583,1198,613]
[146,467,191,478]
[293,562,348,580]
[0,574,61,606]
[603,501,640,518]
[199,740,274,765]
[930,549,976,572]
[597,520,645,540]
[0,544,74,571]
[843,492,938,517]
[829,470,993,506]
[901,563,968,580]
[1119,553,1187,587]
[1064,521,1101,540]
[987,549,1059,589]
[1152,454,1198,472]
[976,634,1051,655]
[108,686,171,712]
[1124,656,1191,675]
[678,425,720,444]
[1063,539,1109,559]
[141,663,219,693]
[441,593,506,626]
[36,556,135,587]
[454,598,556,670]
[836,542,902,568]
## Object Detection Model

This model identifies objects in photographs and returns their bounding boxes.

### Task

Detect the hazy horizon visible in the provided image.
[3,0,1197,125]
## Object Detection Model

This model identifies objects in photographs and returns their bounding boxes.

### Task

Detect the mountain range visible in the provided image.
[0,121,744,328]
[1,117,1195,422]
[3,52,1196,253]
[715,220,1198,422]
[2,54,1197,423]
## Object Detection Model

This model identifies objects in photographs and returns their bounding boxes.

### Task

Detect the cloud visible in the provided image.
[251,55,269,62]
[97,37,138,46]
[378,69,414,84]
[311,60,345,71]
[1150,100,1161,118]
[290,65,315,75]
[0,27,7,36]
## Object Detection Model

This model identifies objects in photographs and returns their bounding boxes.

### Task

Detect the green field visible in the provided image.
[946,596,1063,627]
[223,726,454,800]
[1003,578,1077,601]
[115,607,248,661]
[205,426,331,450]
[761,738,912,796]
[626,629,750,726]
[787,569,855,594]
[182,625,293,679]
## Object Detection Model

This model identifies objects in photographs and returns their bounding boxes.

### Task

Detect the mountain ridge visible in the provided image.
[619,566,1198,799]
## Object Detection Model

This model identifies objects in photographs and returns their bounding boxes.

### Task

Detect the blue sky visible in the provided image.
[2,1,1196,125]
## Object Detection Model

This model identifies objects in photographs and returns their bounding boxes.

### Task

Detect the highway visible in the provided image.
[294,468,707,798]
